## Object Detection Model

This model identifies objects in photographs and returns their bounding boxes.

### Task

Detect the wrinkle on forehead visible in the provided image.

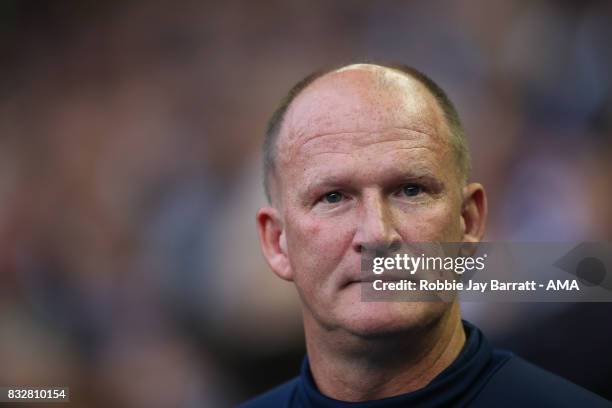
[296,127,438,157]
[299,144,441,186]
[282,128,445,169]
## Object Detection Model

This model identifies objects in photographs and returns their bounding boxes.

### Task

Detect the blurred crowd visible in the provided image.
[0,1,611,406]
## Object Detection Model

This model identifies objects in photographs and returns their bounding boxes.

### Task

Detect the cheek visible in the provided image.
[285,212,355,275]
[289,207,355,245]
[397,201,462,241]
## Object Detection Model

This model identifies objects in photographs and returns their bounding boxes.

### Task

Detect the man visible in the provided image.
[240,63,610,407]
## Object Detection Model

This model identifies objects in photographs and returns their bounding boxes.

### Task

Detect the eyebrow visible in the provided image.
[299,167,445,202]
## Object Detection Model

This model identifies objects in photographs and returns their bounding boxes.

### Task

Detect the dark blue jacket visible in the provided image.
[238,322,610,407]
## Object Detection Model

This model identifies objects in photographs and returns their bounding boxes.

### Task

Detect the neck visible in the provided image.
[304,303,465,402]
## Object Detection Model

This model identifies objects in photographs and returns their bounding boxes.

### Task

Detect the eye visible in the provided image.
[322,191,343,204]
[402,184,423,197]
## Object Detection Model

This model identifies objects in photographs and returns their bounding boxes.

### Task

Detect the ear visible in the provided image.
[256,207,293,281]
[460,183,488,243]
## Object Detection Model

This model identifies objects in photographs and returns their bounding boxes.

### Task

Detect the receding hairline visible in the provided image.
[263,63,471,203]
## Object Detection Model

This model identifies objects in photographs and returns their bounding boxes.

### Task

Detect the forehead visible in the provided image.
[276,66,450,168]
[293,128,452,198]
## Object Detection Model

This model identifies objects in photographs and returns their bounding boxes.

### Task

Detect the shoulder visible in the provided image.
[236,377,300,408]
[471,354,611,407]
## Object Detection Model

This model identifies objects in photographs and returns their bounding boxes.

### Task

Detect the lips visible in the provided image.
[344,273,415,287]
[339,254,416,288]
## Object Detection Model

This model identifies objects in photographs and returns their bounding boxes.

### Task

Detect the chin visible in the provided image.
[338,301,449,339]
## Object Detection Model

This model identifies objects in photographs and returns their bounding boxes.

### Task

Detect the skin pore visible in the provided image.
[257,64,487,402]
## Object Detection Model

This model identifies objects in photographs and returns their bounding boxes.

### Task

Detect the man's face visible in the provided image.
[272,67,466,337]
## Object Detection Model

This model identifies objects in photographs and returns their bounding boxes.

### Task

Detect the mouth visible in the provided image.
[344,274,411,287]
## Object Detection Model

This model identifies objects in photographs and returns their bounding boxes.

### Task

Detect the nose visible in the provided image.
[353,191,402,254]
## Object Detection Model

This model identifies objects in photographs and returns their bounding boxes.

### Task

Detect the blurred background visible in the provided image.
[0,0,611,406]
